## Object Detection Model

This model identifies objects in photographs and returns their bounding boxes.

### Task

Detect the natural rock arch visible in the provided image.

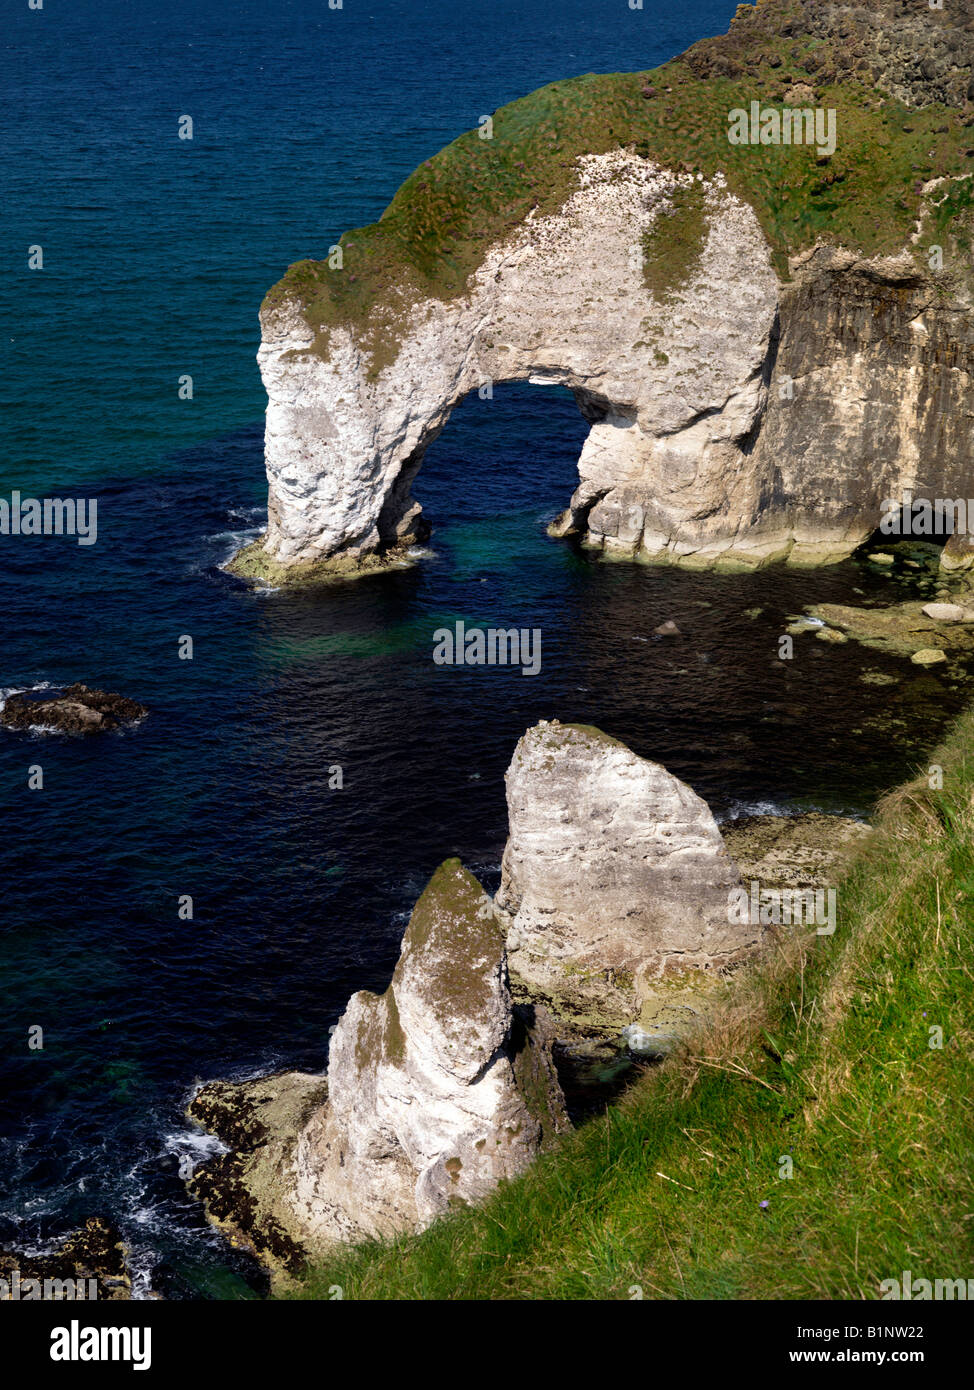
[239,151,974,584]
[246,156,790,579]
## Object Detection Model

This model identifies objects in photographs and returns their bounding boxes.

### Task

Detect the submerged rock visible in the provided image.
[0,684,147,736]
[786,615,824,636]
[495,721,760,1032]
[940,533,974,574]
[807,602,974,662]
[190,860,567,1271]
[721,812,872,893]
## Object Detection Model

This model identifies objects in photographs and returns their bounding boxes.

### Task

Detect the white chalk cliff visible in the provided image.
[288,859,566,1244]
[251,151,973,578]
[189,729,770,1264]
[495,722,760,1029]
[236,0,973,581]
[188,859,567,1264]
[255,155,792,571]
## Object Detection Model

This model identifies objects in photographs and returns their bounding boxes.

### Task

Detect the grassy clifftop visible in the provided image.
[284,704,974,1300]
[264,0,973,375]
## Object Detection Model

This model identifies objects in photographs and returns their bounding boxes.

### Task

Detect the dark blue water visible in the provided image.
[2,0,969,1298]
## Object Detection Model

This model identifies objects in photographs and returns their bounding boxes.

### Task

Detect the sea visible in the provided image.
[1,0,967,1298]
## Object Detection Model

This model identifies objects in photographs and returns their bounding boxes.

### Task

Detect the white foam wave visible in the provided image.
[717,800,868,824]
[162,1127,228,1167]
[0,680,53,714]
[209,524,263,556]
[225,505,266,525]
[717,800,803,823]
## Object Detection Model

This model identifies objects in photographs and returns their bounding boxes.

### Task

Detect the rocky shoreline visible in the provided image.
[192,515,974,1283]
[185,721,878,1285]
[0,1217,133,1301]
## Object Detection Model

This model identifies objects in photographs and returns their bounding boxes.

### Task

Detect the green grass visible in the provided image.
[641,181,708,303]
[263,11,974,376]
[283,706,974,1300]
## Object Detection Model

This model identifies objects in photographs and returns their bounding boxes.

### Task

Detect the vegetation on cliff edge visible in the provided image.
[264,1,974,376]
[284,704,974,1300]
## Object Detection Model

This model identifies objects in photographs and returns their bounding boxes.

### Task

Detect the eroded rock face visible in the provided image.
[744,247,974,568]
[247,168,974,579]
[291,859,566,1244]
[247,159,780,575]
[494,722,760,1029]
[190,860,567,1264]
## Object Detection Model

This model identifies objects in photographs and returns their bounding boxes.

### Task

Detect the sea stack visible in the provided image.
[495,722,761,1029]
[189,859,567,1268]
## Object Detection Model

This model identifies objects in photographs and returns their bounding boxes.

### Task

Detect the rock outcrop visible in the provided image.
[190,859,566,1268]
[0,1218,133,1301]
[807,598,974,661]
[291,859,566,1243]
[721,811,872,893]
[188,728,876,1266]
[494,722,761,1031]
[246,161,781,575]
[233,0,974,583]
[742,246,974,568]
[677,0,974,110]
[0,684,148,735]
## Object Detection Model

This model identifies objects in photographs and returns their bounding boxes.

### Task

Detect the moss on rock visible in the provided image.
[186,1072,329,1285]
[394,859,505,1034]
[225,537,418,588]
[641,180,709,303]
